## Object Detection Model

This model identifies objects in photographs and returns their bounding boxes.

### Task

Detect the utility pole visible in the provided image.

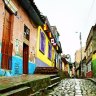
[76,32,83,78]
[80,32,82,77]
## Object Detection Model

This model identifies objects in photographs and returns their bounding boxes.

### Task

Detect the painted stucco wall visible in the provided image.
[92,53,96,77]
[62,62,65,71]
[0,1,4,70]
[0,0,37,76]
[0,1,4,46]
[36,26,55,67]
[76,70,80,77]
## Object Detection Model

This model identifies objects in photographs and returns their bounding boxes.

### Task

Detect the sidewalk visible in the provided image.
[0,74,50,91]
[87,78,96,84]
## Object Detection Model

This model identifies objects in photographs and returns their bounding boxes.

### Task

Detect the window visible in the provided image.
[87,51,88,58]
[87,61,91,72]
[88,48,89,56]
[39,30,45,53]
[90,44,92,53]
[24,25,30,40]
[48,42,52,59]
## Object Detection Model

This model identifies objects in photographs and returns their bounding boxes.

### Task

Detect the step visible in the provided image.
[50,74,59,79]
[0,86,30,96]
[47,82,59,89]
[51,77,60,81]
[0,81,28,94]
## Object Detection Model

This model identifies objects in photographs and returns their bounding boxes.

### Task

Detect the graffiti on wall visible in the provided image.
[14,63,19,74]
[15,39,19,55]
[30,47,35,63]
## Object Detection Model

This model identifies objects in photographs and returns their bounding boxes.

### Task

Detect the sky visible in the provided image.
[35,0,96,62]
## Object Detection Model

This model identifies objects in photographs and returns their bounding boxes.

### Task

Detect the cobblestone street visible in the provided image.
[48,79,96,96]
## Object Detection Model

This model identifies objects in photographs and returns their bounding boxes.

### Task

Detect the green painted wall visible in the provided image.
[92,53,96,77]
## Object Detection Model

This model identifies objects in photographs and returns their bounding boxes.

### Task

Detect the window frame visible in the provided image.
[48,42,52,60]
[24,25,30,41]
[39,30,45,54]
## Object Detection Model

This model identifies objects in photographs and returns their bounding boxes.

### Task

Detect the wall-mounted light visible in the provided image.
[4,0,18,15]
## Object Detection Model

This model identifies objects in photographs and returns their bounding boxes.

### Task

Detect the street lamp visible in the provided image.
[66,54,71,63]
[76,32,83,77]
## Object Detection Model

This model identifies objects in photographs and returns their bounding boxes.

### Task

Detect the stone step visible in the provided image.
[51,77,60,81]
[47,74,60,89]
[50,74,59,79]
[0,81,29,94]
[47,82,59,89]
[51,77,60,84]
[0,86,31,96]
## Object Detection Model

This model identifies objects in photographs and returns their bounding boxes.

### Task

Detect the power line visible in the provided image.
[81,0,96,38]
[87,0,95,22]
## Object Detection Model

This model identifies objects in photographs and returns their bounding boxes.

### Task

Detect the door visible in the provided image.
[23,43,29,74]
[1,8,13,69]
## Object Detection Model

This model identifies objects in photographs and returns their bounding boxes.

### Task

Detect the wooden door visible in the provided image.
[23,43,29,74]
[1,8,13,69]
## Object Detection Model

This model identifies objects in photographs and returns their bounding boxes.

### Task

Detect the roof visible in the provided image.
[19,0,45,26]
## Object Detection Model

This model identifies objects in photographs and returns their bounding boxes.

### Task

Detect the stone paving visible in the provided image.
[0,74,50,90]
[48,79,96,96]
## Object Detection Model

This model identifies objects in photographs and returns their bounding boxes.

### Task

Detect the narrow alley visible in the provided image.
[1,0,96,96]
[48,79,96,96]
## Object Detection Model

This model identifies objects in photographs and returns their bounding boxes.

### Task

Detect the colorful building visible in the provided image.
[0,0,44,76]
[85,24,96,78]
[92,51,96,77]
[75,47,85,78]
[36,26,55,67]
[61,55,70,77]
[35,17,62,70]
[51,26,62,69]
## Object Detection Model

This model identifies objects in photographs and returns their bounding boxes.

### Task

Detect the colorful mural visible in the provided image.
[0,54,36,76]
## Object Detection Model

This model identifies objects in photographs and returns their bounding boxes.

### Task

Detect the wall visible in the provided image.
[0,0,37,76]
[75,47,85,70]
[62,62,64,71]
[0,1,4,67]
[92,53,96,77]
[36,26,55,67]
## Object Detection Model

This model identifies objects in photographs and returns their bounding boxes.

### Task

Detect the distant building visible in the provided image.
[61,55,70,77]
[51,26,62,70]
[82,56,86,78]
[85,24,96,78]
[75,47,85,77]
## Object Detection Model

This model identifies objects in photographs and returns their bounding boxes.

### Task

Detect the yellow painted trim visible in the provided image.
[36,26,55,67]
[43,24,48,31]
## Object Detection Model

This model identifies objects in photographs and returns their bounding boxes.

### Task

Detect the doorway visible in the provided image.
[23,43,29,74]
[1,8,13,69]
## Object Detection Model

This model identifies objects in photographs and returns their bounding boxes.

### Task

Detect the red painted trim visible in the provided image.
[86,71,93,78]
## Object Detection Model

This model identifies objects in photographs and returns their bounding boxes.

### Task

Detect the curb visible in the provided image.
[87,78,96,84]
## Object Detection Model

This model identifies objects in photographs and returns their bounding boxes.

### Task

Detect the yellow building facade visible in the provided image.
[35,26,55,67]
